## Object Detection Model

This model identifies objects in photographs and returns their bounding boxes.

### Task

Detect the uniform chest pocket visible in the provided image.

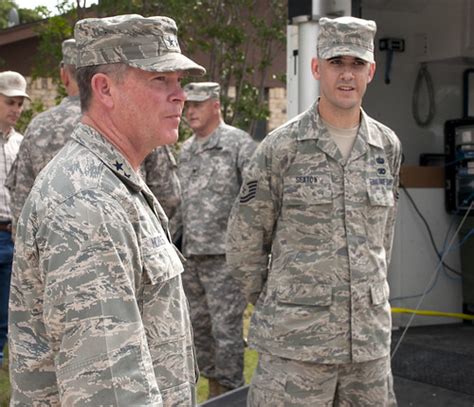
[142,242,184,284]
[280,174,334,241]
[205,148,235,193]
[283,174,333,207]
[367,179,395,207]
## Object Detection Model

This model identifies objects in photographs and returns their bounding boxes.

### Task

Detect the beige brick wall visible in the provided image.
[268,87,287,131]
[25,76,59,110]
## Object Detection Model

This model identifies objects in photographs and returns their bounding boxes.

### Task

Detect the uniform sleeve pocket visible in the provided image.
[370,282,389,306]
[143,243,184,284]
[277,283,332,306]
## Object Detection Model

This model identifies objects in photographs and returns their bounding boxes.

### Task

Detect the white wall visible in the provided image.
[362,0,473,165]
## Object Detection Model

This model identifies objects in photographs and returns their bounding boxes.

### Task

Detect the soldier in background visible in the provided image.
[176,82,256,397]
[9,14,205,406]
[227,17,402,406]
[0,71,29,367]
[6,39,81,234]
[7,39,181,233]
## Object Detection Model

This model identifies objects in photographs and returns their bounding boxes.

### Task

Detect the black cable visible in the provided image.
[401,183,462,276]
[412,63,435,127]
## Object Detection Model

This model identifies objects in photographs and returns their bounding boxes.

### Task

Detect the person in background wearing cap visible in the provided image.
[0,70,29,368]
[6,39,182,236]
[9,15,205,406]
[227,16,402,406]
[174,82,256,397]
[5,39,82,236]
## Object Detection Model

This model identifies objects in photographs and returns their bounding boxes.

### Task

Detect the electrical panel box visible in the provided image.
[445,119,474,214]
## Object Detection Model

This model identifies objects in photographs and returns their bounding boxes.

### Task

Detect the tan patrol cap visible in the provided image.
[0,71,30,99]
[74,14,206,76]
[317,16,377,63]
[184,82,220,102]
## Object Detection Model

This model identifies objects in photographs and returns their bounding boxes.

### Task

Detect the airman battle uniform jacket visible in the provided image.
[227,102,402,364]
[9,123,196,406]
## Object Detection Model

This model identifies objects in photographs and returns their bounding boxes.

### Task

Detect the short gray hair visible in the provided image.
[75,63,129,112]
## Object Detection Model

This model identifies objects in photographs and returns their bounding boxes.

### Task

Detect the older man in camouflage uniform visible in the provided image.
[6,39,181,234]
[176,82,255,397]
[9,15,205,406]
[227,17,402,406]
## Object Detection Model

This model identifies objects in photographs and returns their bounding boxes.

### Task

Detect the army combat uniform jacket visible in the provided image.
[9,124,196,406]
[226,102,402,364]
[178,122,256,256]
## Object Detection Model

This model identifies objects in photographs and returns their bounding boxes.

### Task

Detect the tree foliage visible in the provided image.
[0,0,49,29]
[33,0,287,139]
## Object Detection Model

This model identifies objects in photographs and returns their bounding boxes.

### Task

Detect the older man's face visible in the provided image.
[111,67,186,152]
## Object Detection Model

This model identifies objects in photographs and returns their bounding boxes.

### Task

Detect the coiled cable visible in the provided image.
[412,63,435,127]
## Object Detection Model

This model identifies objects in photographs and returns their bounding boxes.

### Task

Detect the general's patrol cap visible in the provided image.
[317,16,376,63]
[61,39,78,66]
[184,82,220,102]
[74,14,206,76]
[0,71,30,99]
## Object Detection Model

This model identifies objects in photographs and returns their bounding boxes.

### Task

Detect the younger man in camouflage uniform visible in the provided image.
[176,82,256,397]
[227,17,402,406]
[6,39,181,233]
[9,15,205,406]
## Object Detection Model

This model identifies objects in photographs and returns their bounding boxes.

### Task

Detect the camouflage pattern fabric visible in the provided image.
[226,101,402,365]
[61,38,77,65]
[143,145,181,219]
[317,16,376,63]
[176,122,255,388]
[9,123,197,406]
[74,14,205,76]
[184,82,220,102]
[182,255,246,389]
[6,96,181,233]
[248,353,396,406]
[5,96,82,233]
[177,122,256,256]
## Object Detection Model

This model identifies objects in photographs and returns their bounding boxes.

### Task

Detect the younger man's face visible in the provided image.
[312,55,376,112]
[0,94,25,130]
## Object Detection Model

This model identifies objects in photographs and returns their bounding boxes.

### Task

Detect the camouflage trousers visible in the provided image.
[248,353,397,406]
[182,255,246,389]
